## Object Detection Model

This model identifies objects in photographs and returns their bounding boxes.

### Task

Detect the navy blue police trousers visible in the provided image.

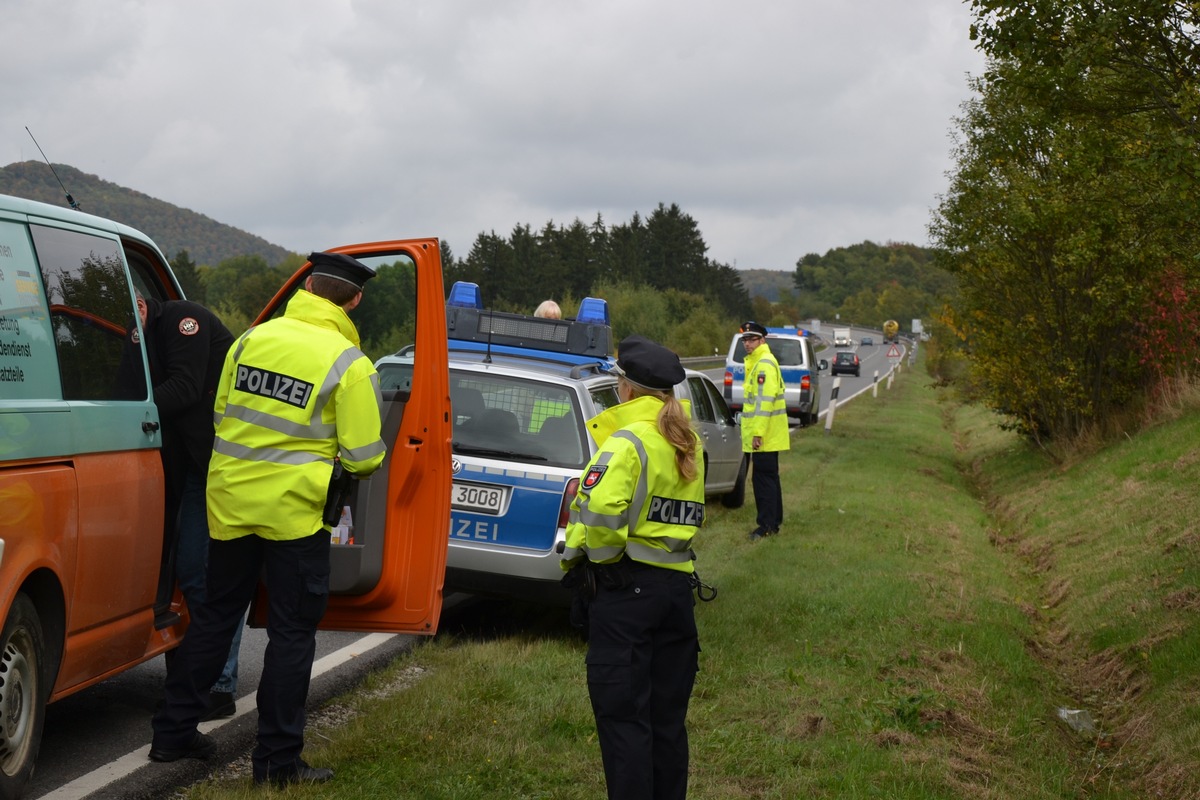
[150,529,330,779]
[585,563,699,800]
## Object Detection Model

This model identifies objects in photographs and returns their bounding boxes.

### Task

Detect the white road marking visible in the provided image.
[40,633,397,799]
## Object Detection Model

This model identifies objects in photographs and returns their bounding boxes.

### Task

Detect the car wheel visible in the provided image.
[720,455,748,509]
[0,593,46,800]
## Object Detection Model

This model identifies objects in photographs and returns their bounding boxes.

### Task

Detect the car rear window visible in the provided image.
[729,336,804,366]
[451,373,587,467]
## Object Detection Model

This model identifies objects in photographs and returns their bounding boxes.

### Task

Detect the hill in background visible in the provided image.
[0,161,293,267]
[739,268,796,301]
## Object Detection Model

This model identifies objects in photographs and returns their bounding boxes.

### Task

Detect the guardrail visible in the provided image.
[680,357,724,368]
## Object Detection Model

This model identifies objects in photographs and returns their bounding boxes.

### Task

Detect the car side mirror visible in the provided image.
[818,359,829,372]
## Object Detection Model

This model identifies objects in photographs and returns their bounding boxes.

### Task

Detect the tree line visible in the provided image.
[179,204,955,364]
[929,0,1200,445]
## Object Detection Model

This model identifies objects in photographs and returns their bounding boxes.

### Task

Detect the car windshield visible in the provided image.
[730,336,804,366]
[836,352,854,363]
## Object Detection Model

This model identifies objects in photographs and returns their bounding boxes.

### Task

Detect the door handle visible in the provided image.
[142,421,160,434]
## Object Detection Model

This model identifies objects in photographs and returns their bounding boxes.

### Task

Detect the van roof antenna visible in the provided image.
[25,127,80,210]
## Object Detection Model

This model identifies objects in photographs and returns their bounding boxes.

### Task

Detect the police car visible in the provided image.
[374,282,746,601]
[724,326,827,426]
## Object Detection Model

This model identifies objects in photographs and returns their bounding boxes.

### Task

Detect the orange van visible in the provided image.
[0,193,450,799]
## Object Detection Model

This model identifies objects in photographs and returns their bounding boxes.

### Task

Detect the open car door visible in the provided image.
[247,240,451,634]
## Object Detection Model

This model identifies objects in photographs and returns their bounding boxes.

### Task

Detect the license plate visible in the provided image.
[451,482,508,515]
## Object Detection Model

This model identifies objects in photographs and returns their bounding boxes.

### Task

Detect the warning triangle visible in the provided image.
[887,344,901,357]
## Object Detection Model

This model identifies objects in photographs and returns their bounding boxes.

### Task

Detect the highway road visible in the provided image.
[27,627,421,799]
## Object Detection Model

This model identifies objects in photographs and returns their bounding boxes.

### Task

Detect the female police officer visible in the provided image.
[560,334,705,800]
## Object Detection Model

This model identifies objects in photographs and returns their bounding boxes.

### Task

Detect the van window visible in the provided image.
[29,224,145,402]
[0,220,59,401]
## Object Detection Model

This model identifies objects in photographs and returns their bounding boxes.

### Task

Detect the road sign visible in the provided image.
[887,344,901,358]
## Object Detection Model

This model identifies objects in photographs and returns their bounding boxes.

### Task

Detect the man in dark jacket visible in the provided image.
[130,294,242,719]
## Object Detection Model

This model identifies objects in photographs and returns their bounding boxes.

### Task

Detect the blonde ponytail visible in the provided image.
[657,394,700,482]
[618,378,700,481]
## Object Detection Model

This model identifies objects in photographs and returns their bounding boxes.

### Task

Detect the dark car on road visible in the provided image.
[831,350,860,377]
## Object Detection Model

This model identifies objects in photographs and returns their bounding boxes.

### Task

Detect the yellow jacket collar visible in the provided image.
[586,395,664,446]
[286,289,362,349]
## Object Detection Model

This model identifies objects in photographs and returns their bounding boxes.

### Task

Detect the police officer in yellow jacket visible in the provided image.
[739,321,789,541]
[561,335,705,800]
[150,252,385,788]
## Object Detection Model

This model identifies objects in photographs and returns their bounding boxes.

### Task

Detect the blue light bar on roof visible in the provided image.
[447,281,483,309]
[577,297,609,325]
[444,286,612,357]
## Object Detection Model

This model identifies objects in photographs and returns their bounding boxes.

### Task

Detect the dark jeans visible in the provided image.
[151,529,331,776]
[751,450,783,532]
[176,468,243,693]
[586,564,699,800]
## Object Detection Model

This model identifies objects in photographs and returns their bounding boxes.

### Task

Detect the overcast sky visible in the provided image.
[2,1,986,271]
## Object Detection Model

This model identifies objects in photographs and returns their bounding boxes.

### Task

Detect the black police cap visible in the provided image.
[309,251,376,289]
[740,320,768,338]
[616,335,685,391]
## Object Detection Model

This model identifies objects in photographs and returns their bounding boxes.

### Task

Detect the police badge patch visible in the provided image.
[178,317,200,336]
[582,465,607,489]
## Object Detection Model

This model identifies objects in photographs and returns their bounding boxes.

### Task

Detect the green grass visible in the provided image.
[186,359,1200,799]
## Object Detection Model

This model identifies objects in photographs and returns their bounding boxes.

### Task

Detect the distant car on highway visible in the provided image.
[831,350,861,377]
[860,336,874,346]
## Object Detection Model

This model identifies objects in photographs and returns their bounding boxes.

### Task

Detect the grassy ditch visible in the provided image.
[187,360,1200,799]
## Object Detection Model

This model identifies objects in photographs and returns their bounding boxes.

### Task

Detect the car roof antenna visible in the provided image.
[26,127,80,210]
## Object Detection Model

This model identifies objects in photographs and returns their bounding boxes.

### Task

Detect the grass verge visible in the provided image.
[186,359,1200,799]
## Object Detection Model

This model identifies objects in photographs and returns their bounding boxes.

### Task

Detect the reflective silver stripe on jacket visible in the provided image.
[212,436,333,467]
[742,402,788,420]
[343,438,387,462]
[626,539,696,564]
[612,430,649,535]
[221,404,337,440]
[310,346,371,421]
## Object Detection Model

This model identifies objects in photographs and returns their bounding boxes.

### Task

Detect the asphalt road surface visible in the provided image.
[28,626,420,799]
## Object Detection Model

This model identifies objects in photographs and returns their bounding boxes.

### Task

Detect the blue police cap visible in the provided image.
[616,335,685,391]
[309,251,376,289]
[740,320,768,338]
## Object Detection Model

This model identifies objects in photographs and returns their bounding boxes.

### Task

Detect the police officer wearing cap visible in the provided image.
[150,251,386,787]
[561,334,706,800]
[739,321,789,540]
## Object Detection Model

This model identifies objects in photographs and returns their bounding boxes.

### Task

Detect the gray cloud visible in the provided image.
[2,0,984,269]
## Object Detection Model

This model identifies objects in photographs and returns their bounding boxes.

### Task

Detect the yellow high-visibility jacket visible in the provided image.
[741,343,790,452]
[560,395,705,574]
[207,290,386,541]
